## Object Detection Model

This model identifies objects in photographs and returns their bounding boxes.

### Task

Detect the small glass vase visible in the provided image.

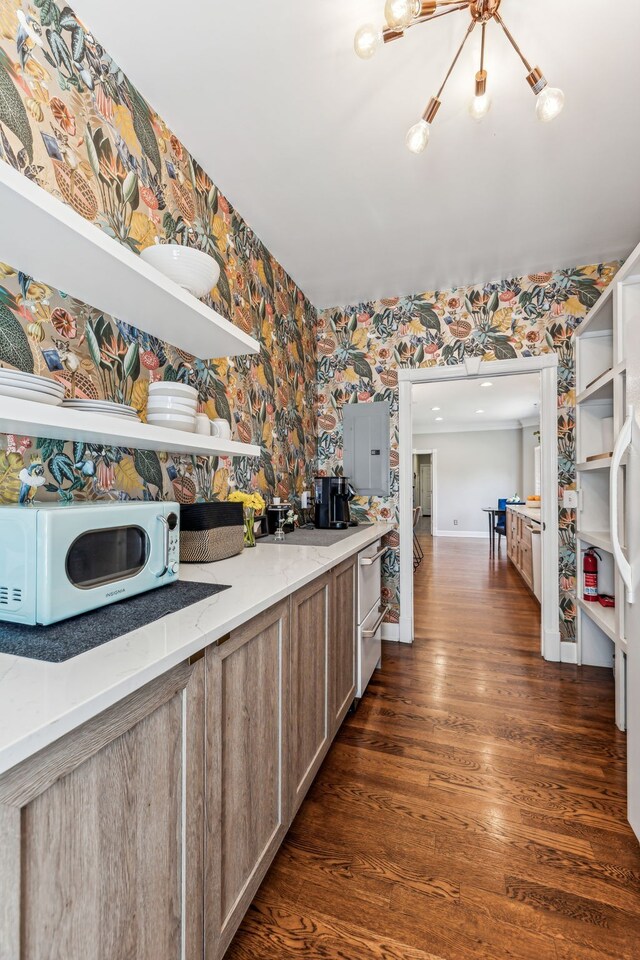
[243,507,256,548]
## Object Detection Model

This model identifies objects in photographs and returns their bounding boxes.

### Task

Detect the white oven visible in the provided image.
[357,540,388,698]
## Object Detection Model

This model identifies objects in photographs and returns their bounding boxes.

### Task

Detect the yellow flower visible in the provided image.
[228,490,266,513]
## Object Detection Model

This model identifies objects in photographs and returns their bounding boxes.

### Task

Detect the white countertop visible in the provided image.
[507,504,543,523]
[0,523,392,776]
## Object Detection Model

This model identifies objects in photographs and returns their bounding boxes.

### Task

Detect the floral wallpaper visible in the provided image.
[0,0,317,508]
[317,263,620,640]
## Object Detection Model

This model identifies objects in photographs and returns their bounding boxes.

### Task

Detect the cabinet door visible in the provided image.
[289,573,331,816]
[0,661,204,960]
[204,600,289,960]
[331,555,357,734]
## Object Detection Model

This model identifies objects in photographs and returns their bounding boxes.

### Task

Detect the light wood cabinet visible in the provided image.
[0,555,362,960]
[330,555,357,736]
[204,599,290,960]
[507,508,538,595]
[289,573,331,816]
[0,661,205,960]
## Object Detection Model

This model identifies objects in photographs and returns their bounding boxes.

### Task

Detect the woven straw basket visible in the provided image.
[180,502,244,563]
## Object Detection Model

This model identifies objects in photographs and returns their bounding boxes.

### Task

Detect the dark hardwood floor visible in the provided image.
[225,536,640,959]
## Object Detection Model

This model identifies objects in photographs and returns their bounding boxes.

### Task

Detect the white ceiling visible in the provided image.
[72,1,640,309]
[412,372,540,433]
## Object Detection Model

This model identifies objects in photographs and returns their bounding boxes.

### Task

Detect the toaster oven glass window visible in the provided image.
[66,526,149,589]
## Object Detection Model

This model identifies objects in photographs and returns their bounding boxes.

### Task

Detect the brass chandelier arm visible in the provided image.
[415,3,470,26]
[383,2,469,44]
[436,18,476,100]
[492,10,533,73]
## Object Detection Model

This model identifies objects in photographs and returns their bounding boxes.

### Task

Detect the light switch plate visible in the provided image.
[563,489,578,508]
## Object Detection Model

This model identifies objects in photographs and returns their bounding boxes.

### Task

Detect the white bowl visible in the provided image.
[148,382,198,401]
[147,413,196,433]
[147,398,197,415]
[140,244,220,299]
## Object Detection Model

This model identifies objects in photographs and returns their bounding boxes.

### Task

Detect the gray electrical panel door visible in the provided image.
[342,401,390,497]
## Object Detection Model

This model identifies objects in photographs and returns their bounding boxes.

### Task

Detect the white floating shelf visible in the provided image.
[576,366,617,405]
[576,457,612,472]
[0,162,259,361]
[0,397,261,458]
[577,598,616,643]
[576,530,613,553]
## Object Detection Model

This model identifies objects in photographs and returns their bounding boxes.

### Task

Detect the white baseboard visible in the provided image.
[433,530,490,539]
[560,640,578,664]
[381,623,400,642]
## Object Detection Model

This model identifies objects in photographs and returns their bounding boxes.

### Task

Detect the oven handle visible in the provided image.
[360,546,387,566]
[155,514,170,578]
[362,605,389,639]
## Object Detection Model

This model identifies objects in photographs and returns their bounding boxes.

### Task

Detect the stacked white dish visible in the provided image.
[62,399,140,420]
[147,382,198,433]
[0,368,64,406]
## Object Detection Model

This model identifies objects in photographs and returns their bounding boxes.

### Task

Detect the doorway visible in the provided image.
[413,451,434,535]
[398,356,560,660]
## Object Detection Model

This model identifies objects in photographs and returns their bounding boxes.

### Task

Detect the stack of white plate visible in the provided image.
[0,368,64,406]
[62,399,140,420]
[147,382,198,433]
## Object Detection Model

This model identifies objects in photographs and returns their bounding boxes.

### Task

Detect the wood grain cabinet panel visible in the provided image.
[507,508,538,596]
[330,556,357,735]
[289,574,331,817]
[204,600,290,960]
[0,661,204,960]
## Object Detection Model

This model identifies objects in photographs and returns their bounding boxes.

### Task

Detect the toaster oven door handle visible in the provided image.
[155,514,170,578]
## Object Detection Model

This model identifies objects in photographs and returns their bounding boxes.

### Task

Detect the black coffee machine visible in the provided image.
[314,476,357,529]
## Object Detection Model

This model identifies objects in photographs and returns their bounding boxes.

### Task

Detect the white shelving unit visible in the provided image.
[0,397,261,459]
[575,243,640,731]
[0,162,259,360]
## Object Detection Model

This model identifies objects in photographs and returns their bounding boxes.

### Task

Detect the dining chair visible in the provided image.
[495,498,508,550]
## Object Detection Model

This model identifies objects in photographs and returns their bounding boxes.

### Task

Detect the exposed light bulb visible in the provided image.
[480,381,493,388]
[354,23,382,60]
[431,406,440,411]
[535,86,564,122]
[476,409,485,414]
[435,417,443,422]
[469,92,491,121]
[384,0,416,29]
[406,119,430,154]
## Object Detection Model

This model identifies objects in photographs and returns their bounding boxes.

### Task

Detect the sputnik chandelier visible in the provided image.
[354,0,565,153]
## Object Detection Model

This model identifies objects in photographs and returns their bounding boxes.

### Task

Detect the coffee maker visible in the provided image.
[314,476,357,529]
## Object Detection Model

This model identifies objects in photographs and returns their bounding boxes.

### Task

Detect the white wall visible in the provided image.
[413,428,522,536]
[521,423,540,497]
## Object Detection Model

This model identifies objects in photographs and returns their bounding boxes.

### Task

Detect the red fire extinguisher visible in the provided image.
[583,548,601,602]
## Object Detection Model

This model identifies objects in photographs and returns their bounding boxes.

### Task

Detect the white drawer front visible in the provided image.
[357,600,383,698]
[358,540,382,622]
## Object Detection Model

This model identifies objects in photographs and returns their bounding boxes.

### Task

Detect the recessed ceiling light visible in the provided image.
[476,409,484,414]
[480,382,493,388]
[431,406,440,411]
[435,416,443,422]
